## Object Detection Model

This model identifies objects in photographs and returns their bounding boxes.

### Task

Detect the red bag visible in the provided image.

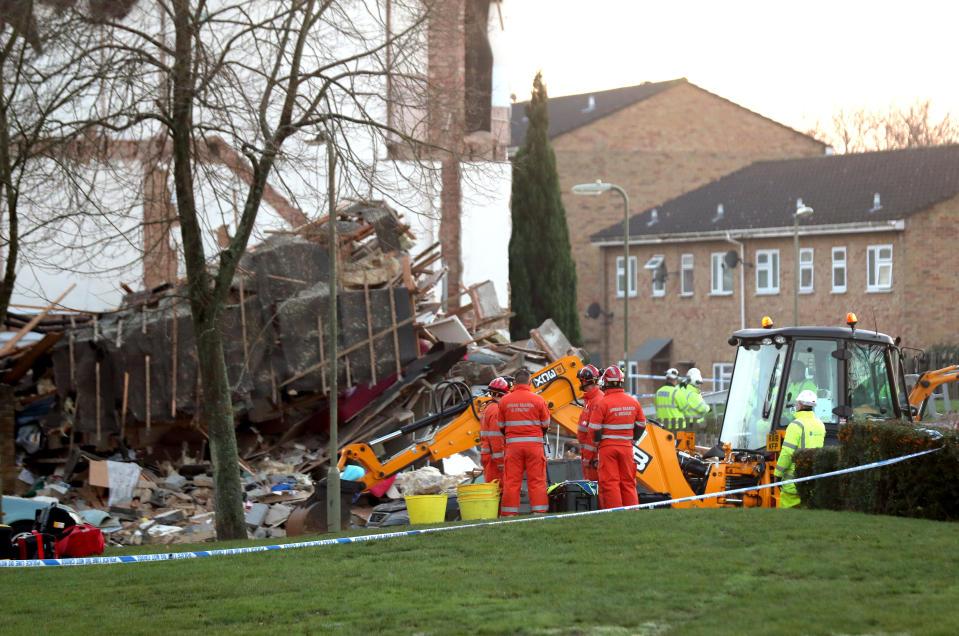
[55,523,105,558]
[13,531,58,559]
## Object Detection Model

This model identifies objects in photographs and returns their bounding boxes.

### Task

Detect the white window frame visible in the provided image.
[617,361,640,395]
[680,253,694,296]
[866,244,893,292]
[831,246,847,293]
[712,362,733,392]
[755,249,780,295]
[645,254,665,298]
[616,255,638,298]
[799,247,814,294]
[710,252,733,295]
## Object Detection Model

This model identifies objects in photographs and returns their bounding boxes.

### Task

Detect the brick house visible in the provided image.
[510,79,825,360]
[589,144,959,394]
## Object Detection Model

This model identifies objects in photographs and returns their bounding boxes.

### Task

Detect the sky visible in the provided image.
[502,1,959,132]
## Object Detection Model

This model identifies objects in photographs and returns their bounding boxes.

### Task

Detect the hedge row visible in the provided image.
[793,421,959,521]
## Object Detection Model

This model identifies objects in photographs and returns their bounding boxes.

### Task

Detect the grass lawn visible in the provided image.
[4,508,958,635]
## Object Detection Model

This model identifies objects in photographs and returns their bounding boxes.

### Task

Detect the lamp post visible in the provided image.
[793,204,814,326]
[572,180,630,367]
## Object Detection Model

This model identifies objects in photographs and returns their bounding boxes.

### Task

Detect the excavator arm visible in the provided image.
[909,365,959,417]
[338,355,586,490]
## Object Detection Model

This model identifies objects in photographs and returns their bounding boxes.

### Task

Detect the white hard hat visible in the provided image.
[687,368,703,387]
[665,368,680,380]
[797,389,817,408]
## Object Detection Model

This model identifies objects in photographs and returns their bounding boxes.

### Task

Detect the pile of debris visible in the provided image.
[1,200,585,542]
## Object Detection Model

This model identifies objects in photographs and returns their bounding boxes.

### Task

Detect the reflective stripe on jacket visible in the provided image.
[577,386,604,453]
[653,384,682,429]
[774,410,826,481]
[498,384,550,442]
[480,401,505,461]
[680,386,709,424]
[588,388,646,448]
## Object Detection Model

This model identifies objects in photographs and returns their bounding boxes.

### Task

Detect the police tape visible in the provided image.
[0,445,943,568]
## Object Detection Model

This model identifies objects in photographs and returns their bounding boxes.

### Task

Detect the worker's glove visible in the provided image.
[591,459,599,469]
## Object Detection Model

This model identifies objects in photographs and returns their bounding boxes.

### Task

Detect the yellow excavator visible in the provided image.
[908,365,959,418]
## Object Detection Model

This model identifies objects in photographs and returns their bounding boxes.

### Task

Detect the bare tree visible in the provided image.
[807,99,959,153]
[0,1,133,503]
[80,0,436,540]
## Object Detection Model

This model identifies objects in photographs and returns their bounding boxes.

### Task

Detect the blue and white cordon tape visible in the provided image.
[0,445,943,568]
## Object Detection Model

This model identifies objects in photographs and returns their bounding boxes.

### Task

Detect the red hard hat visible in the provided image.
[602,365,625,384]
[577,364,600,383]
[488,377,510,395]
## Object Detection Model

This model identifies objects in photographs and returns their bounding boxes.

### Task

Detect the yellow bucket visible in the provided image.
[458,493,500,520]
[457,480,499,496]
[404,494,448,525]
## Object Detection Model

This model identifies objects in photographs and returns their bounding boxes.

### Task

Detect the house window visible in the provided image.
[710,252,733,295]
[831,247,846,293]
[867,244,893,291]
[680,254,694,296]
[755,249,780,294]
[644,254,665,298]
[616,256,637,298]
[799,248,814,293]
[712,362,733,391]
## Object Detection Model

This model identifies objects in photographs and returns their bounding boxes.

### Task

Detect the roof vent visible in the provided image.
[711,203,724,223]
[870,192,882,212]
[581,95,596,113]
[647,208,659,227]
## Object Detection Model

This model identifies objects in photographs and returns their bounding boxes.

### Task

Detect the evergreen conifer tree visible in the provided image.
[509,72,582,345]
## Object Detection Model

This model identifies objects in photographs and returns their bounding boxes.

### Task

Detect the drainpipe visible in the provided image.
[725,232,745,330]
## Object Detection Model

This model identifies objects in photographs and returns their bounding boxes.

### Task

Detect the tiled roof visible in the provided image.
[509,79,685,147]
[590,145,959,243]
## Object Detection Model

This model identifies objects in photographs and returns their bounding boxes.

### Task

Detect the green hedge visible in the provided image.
[794,421,959,521]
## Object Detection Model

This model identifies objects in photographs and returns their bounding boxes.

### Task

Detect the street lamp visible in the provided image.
[572,180,630,368]
[793,204,814,326]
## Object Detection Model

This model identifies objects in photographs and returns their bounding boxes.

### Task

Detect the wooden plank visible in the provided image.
[529,329,558,362]
[171,299,178,418]
[364,283,377,385]
[2,332,62,382]
[121,372,130,439]
[145,355,151,433]
[389,288,401,377]
[401,253,414,291]
[0,283,75,357]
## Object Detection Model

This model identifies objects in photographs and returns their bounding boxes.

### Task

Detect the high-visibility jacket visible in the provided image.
[498,384,551,515]
[479,400,505,482]
[653,383,683,429]
[588,388,646,448]
[676,385,709,426]
[577,385,603,480]
[774,410,826,508]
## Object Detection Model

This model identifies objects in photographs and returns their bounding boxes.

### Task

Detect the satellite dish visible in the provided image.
[585,302,602,319]
[723,250,739,269]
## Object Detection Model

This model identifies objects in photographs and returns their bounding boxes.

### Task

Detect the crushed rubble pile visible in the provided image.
[1,199,587,542]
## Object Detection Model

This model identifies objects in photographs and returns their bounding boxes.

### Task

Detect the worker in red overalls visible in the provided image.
[498,367,551,515]
[479,377,510,485]
[575,364,603,482]
[588,365,644,509]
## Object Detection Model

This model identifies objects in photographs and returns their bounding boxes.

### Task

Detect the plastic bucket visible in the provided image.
[404,494,448,525]
[458,493,500,520]
[457,481,499,496]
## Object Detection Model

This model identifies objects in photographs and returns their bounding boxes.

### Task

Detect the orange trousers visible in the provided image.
[597,445,639,509]
[481,455,503,486]
[581,452,598,481]
[500,442,548,515]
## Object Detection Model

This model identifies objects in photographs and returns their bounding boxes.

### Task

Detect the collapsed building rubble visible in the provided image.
[1,201,586,542]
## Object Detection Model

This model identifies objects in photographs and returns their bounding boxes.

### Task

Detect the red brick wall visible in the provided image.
[597,219,959,394]
[554,81,825,358]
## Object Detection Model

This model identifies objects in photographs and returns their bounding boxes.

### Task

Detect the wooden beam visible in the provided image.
[0,284,75,357]
[2,333,62,383]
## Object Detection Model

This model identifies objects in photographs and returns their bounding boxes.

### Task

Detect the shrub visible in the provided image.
[794,420,959,521]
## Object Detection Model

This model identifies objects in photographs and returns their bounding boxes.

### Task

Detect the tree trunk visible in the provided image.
[195,314,247,540]
[0,384,16,505]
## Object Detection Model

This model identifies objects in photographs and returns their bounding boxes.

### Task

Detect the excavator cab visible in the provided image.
[721,322,911,451]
